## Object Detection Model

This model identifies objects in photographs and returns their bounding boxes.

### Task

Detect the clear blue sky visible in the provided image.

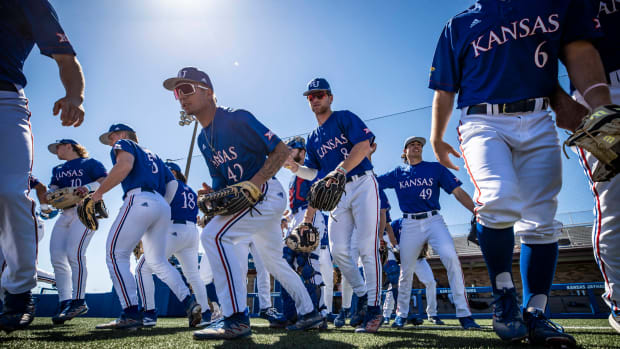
[27,0,595,293]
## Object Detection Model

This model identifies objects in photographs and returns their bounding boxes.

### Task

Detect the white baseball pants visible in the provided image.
[236,239,272,310]
[319,247,334,313]
[136,221,208,312]
[201,179,314,318]
[106,190,190,309]
[458,109,563,244]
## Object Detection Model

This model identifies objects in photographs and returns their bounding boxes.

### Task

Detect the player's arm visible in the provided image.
[302,206,319,224]
[250,141,289,187]
[52,54,85,127]
[561,40,611,109]
[33,182,49,205]
[385,222,398,248]
[164,180,179,204]
[550,83,589,132]
[451,186,475,214]
[379,208,387,239]
[92,150,135,202]
[430,90,461,170]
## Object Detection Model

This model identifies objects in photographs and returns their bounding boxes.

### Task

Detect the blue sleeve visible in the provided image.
[237,110,282,154]
[428,20,460,92]
[376,168,398,190]
[87,159,107,181]
[20,0,76,57]
[561,0,602,45]
[163,162,175,184]
[379,189,390,210]
[112,140,137,160]
[437,164,462,194]
[339,111,374,145]
[29,176,40,188]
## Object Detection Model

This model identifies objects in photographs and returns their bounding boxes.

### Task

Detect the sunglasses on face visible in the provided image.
[174,83,209,99]
[307,92,328,102]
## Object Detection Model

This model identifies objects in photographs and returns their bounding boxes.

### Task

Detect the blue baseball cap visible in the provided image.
[163,67,214,91]
[286,136,306,150]
[165,161,182,174]
[99,123,136,145]
[404,136,426,148]
[303,78,331,96]
[47,139,79,154]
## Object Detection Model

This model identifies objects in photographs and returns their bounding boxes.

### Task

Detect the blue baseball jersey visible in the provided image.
[111,139,174,197]
[593,0,620,76]
[289,175,312,211]
[0,0,76,88]
[50,158,107,189]
[304,110,374,178]
[377,161,462,213]
[390,218,402,245]
[428,0,601,108]
[170,180,198,223]
[198,107,281,191]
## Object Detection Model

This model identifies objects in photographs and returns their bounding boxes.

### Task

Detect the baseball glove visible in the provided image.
[46,187,82,210]
[564,104,620,182]
[391,246,401,264]
[467,215,479,246]
[133,241,144,260]
[285,223,320,253]
[197,181,263,218]
[307,171,346,211]
[77,196,108,230]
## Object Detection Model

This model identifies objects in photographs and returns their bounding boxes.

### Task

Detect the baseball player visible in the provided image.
[46,139,107,324]
[164,67,321,340]
[284,78,383,333]
[428,1,609,345]
[279,136,328,327]
[570,1,620,333]
[135,161,212,327]
[92,124,201,330]
[0,0,84,333]
[377,136,479,330]
[385,218,444,326]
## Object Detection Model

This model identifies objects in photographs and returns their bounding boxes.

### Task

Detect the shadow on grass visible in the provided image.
[10,326,191,343]
[209,327,357,349]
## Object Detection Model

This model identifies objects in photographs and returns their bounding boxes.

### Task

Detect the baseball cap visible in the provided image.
[403,136,426,148]
[163,67,214,91]
[99,123,136,145]
[303,78,331,96]
[47,139,79,154]
[286,136,306,150]
[165,161,182,174]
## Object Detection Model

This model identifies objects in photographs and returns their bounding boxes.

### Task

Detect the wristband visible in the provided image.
[582,83,609,100]
[336,166,347,175]
[40,204,50,211]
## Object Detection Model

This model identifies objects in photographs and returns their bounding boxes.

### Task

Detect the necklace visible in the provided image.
[203,116,217,154]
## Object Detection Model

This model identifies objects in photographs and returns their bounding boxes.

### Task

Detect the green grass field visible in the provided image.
[0,318,615,348]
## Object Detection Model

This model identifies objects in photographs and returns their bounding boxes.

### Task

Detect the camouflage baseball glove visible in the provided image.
[565,104,620,182]
[285,223,320,253]
[46,187,83,210]
[307,170,346,211]
[77,196,108,230]
[197,181,263,218]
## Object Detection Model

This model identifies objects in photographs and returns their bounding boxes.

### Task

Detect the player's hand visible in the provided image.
[53,95,84,127]
[75,186,89,198]
[91,191,103,203]
[283,154,299,172]
[553,98,589,132]
[431,138,461,170]
[198,182,214,196]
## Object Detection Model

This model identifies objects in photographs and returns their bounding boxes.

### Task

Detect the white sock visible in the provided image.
[526,294,547,313]
[495,272,514,290]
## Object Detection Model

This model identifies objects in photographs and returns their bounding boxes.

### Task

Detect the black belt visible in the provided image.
[403,210,438,220]
[0,81,17,92]
[466,98,548,115]
[346,171,370,183]
[172,219,192,224]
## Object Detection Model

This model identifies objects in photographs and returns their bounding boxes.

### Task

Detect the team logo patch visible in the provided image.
[264,130,275,140]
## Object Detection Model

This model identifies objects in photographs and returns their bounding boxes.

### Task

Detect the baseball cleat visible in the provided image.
[361,306,383,333]
[609,312,620,333]
[259,307,287,328]
[95,310,143,330]
[51,299,72,325]
[334,307,349,328]
[391,316,406,329]
[318,317,328,330]
[407,314,424,326]
[193,312,251,340]
[58,299,88,321]
[286,310,322,331]
[0,291,36,334]
[428,316,445,325]
[326,312,337,323]
[524,310,576,348]
[349,294,368,327]
[491,288,527,342]
[182,295,202,327]
[458,316,480,329]
[196,309,212,328]
[142,309,157,327]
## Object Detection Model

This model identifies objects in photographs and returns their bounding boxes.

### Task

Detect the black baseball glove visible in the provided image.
[285,223,320,253]
[308,170,346,211]
[467,215,479,246]
[77,196,108,230]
